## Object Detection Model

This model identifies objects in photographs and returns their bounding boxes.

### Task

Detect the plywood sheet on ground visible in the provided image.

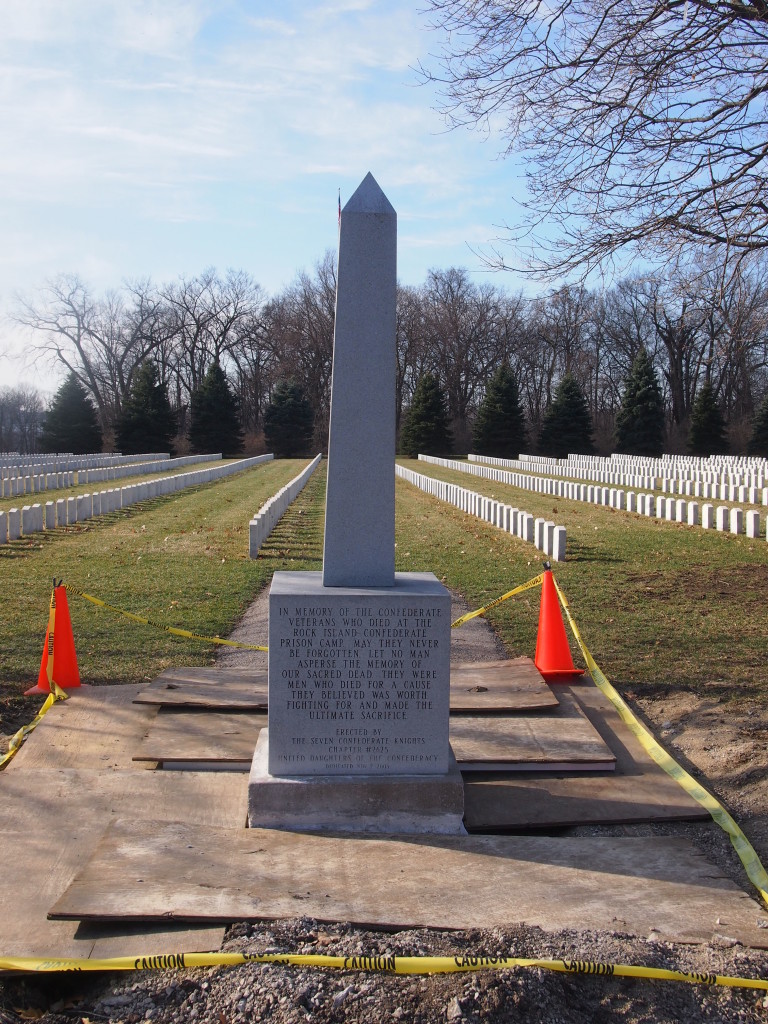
[1,827,226,962]
[450,657,558,712]
[7,685,157,771]
[50,819,768,948]
[450,691,615,770]
[133,710,267,764]
[0,769,246,959]
[463,684,710,829]
[135,667,268,709]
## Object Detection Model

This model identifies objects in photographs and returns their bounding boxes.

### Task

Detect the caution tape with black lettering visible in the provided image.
[0,585,69,772]
[64,585,268,652]
[1,950,768,989]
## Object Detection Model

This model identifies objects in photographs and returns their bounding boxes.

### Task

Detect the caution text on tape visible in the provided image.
[1,951,768,990]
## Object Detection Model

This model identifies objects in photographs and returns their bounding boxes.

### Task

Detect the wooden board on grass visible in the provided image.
[135,666,268,709]
[132,709,267,765]
[462,684,710,828]
[450,690,615,770]
[0,768,246,960]
[49,818,768,948]
[450,657,558,712]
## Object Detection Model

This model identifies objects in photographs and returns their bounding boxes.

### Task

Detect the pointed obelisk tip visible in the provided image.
[343,172,396,216]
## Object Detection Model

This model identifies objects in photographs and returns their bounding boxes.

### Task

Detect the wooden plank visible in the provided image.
[137,658,552,712]
[78,921,227,960]
[450,691,615,769]
[0,825,225,961]
[133,710,266,764]
[135,667,268,709]
[463,684,710,829]
[0,769,246,959]
[7,685,158,771]
[50,819,768,948]
[450,657,558,712]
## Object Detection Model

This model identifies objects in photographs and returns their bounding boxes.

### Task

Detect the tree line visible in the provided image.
[9,254,768,457]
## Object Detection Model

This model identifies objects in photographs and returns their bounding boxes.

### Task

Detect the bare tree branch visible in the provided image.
[420,0,768,276]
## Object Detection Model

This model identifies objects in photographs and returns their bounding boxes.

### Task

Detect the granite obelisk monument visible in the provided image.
[248,173,464,833]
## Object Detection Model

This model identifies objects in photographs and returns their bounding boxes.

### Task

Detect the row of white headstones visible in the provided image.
[0,454,273,544]
[0,453,222,499]
[420,453,766,541]
[396,463,567,561]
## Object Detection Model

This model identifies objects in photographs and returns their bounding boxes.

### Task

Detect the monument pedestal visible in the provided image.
[265,571,453,777]
[248,731,466,834]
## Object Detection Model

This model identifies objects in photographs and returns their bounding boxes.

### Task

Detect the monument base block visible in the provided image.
[248,732,466,835]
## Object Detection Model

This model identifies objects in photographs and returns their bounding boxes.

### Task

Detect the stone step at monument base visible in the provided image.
[248,731,466,835]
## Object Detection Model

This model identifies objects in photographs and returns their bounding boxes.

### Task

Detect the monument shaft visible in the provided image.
[323,172,396,588]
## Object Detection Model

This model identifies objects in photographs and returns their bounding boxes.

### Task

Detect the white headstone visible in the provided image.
[7,508,20,541]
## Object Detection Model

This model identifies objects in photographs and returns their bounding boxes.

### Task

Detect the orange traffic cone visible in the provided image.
[25,583,82,695]
[534,569,585,683]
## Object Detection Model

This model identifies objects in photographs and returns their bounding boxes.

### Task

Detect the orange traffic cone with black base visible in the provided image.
[534,565,585,683]
[25,581,82,695]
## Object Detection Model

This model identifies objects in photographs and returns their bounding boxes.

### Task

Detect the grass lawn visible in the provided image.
[3,453,767,746]
[395,459,768,701]
[0,458,325,737]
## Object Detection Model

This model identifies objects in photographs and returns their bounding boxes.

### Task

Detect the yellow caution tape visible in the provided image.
[0,688,67,771]
[1,951,768,988]
[552,574,768,907]
[1,587,69,771]
[65,586,268,652]
[451,573,543,628]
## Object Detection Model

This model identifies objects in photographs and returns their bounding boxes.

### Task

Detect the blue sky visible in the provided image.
[0,0,527,392]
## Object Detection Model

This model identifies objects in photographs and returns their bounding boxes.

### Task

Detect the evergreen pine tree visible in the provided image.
[614,348,665,457]
[472,363,528,457]
[747,394,768,457]
[188,362,244,457]
[115,360,177,456]
[538,374,595,458]
[39,372,102,454]
[688,381,728,455]
[399,373,453,457]
[263,380,314,457]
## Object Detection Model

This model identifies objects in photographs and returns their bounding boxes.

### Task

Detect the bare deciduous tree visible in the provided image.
[0,385,45,454]
[421,0,768,276]
[13,274,160,433]
[267,251,337,447]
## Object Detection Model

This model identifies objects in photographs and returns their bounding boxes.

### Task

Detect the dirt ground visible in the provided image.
[4,595,768,1023]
